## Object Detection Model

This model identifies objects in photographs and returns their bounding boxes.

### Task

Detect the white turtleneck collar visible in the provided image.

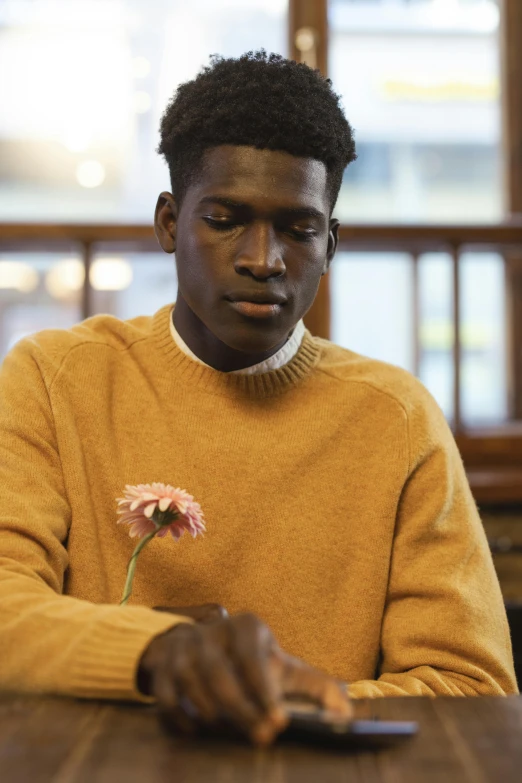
[169,307,305,375]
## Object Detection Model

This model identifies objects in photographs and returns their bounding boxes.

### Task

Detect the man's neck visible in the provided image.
[172,296,291,373]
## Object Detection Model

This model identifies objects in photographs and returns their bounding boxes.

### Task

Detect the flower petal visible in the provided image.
[143,502,157,518]
[116,482,206,541]
[158,496,172,512]
[140,492,160,501]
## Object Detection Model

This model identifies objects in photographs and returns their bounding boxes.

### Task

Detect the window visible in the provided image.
[0,0,515,430]
[329,0,502,223]
[0,0,287,351]
[0,0,287,223]
[329,0,507,424]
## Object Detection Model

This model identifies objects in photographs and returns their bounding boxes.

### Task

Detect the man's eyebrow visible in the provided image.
[279,206,325,220]
[198,196,325,219]
[198,197,246,210]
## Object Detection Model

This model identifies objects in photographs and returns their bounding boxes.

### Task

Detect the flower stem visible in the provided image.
[120,530,158,606]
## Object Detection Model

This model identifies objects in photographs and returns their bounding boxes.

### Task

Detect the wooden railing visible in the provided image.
[338,221,522,431]
[2,220,522,503]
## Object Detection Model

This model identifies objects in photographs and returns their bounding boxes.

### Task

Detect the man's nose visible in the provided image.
[234,222,285,279]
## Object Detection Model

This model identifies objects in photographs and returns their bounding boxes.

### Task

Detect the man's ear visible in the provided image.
[154,191,178,254]
[323,218,340,275]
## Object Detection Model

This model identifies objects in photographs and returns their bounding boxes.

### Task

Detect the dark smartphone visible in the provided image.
[282,702,418,749]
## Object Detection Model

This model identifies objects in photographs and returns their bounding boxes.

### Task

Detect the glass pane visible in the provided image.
[0,253,82,359]
[418,253,454,419]
[0,0,287,223]
[460,252,507,425]
[329,0,502,222]
[330,252,414,371]
[331,251,468,423]
[89,253,177,320]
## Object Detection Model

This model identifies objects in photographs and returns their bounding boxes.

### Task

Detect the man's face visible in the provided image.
[155,145,338,354]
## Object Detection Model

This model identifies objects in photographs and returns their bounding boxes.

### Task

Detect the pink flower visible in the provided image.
[117,482,206,541]
[117,482,206,605]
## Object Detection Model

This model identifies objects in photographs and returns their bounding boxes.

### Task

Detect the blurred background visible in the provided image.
[1,0,522,680]
[0,0,513,425]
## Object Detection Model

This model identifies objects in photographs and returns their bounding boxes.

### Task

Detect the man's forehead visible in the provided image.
[194,145,329,208]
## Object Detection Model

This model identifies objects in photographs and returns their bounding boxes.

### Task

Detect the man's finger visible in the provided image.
[151,657,177,709]
[174,658,219,723]
[152,665,198,735]
[229,614,283,717]
[281,654,353,717]
[199,644,271,741]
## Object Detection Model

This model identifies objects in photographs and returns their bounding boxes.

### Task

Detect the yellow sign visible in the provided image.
[383,79,499,102]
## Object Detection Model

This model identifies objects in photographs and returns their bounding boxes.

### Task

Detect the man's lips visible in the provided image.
[225,292,287,305]
[227,301,283,319]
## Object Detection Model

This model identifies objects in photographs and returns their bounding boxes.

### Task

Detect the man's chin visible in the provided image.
[217,323,289,356]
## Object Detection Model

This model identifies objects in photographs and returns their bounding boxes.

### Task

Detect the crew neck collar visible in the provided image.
[152,304,321,398]
[169,306,305,375]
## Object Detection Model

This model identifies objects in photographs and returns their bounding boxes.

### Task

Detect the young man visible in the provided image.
[0,52,517,746]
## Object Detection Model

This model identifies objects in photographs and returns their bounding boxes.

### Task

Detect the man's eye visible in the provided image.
[203,216,236,229]
[289,226,317,241]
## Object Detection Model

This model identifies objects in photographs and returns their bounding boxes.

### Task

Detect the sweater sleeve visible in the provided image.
[0,337,191,701]
[349,381,518,699]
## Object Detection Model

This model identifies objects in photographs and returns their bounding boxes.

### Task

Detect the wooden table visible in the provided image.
[1,694,522,782]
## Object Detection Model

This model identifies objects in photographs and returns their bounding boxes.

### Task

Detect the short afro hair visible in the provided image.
[157,50,356,211]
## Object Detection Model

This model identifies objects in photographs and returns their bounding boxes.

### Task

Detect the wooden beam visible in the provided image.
[1,222,522,246]
[501,0,522,418]
[289,0,328,75]
[412,253,421,378]
[451,246,462,432]
[289,0,330,339]
[338,221,522,249]
[502,0,522,214]
[80,242,93,322]
[466,467,522,504]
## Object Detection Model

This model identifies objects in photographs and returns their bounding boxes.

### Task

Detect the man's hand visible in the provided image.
[138,612,352,746]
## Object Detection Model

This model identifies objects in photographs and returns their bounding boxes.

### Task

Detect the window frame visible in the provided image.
[290,0,522,503]
[1,1,521,502]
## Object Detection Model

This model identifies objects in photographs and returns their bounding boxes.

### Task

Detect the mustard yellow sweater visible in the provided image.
[0,304,517,701]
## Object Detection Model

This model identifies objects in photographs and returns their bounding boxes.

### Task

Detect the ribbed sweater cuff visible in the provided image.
[68,607,193,702]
